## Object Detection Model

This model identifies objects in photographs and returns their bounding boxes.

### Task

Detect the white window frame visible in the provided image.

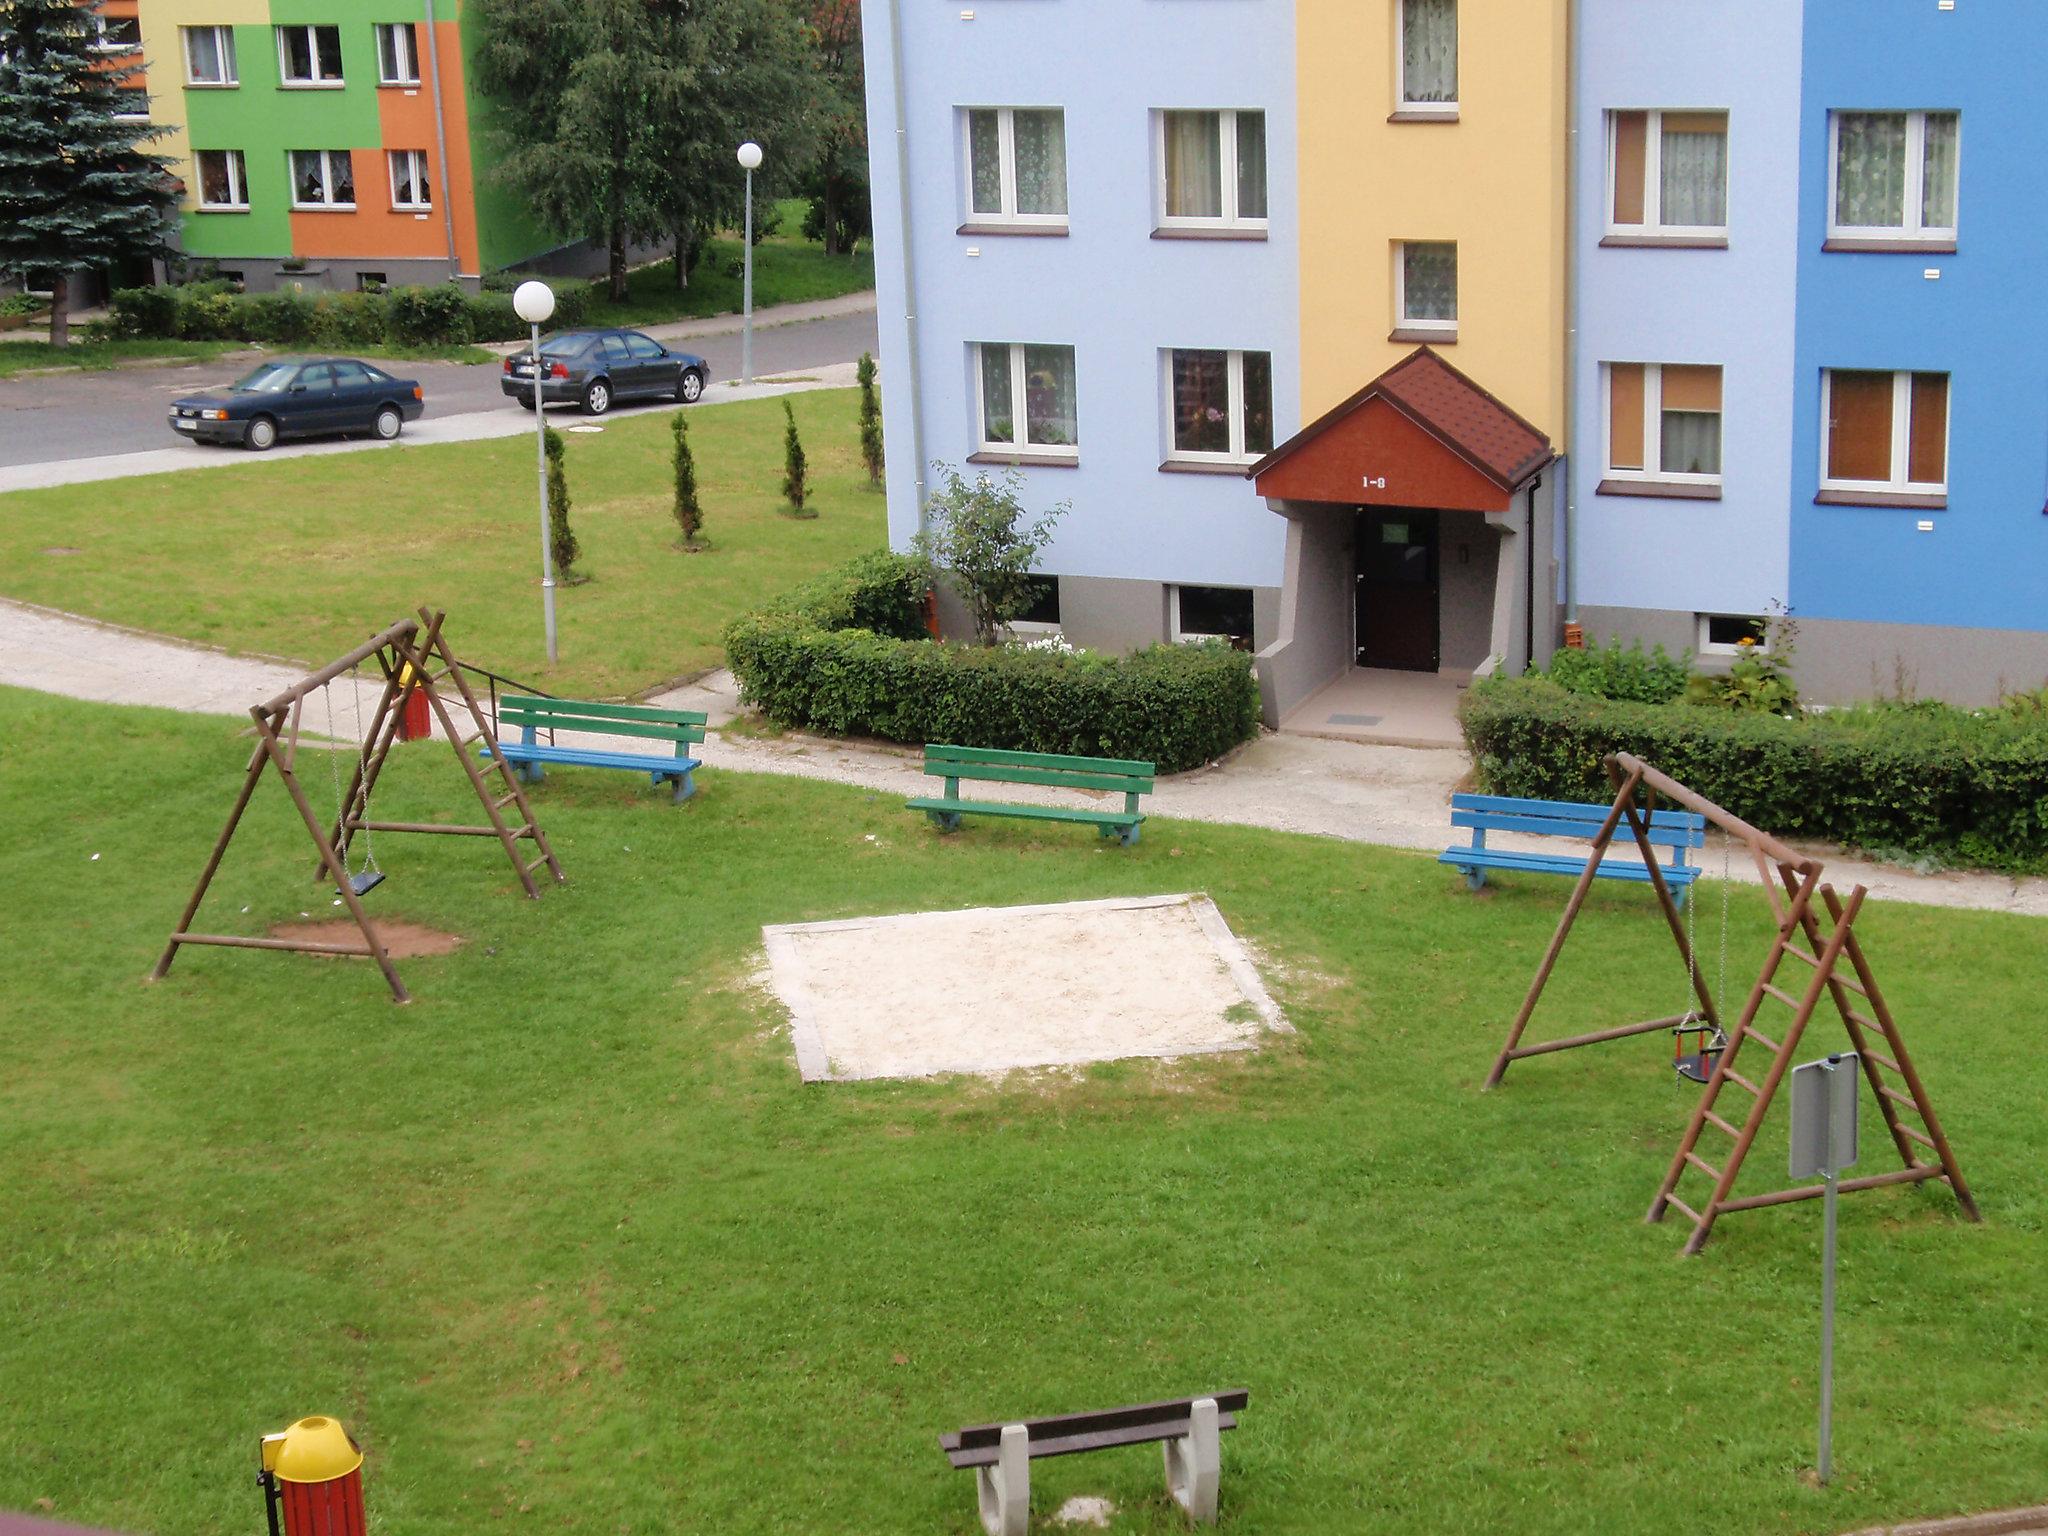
[1152,109,1267,233]
[112,85,150,122]
[960,107,1067,230]
[1162,348,1271,465]
[276,24,343,87]
[195,149,248,210]
[974,341,1079,460]
[1604,108,1730,239]
[1395,0,1458,119]
[1696,614,1770,658]
[92,13,141,52]
[1600,361,1724,488]
[1818,369,1949,496]
[388,149,431,210]
[182,25,238,86]
[1393,241,1457,340]
[374,22,419,86]
[289,149,356,211]
[1171,585,1256,645]
[1004,576,1063,639]
[1826,110,1959,243]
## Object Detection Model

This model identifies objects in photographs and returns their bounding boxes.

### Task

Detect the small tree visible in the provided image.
[914,463,1068,645]
[856,352,884,486]
[543,425,581,576]
[781,399,810,515]
[671,410,704,548]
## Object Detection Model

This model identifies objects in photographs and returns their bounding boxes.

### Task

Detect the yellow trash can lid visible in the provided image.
[263,1416,363,1483]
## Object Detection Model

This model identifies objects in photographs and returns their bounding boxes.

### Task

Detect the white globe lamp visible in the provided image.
[512,279,555,325]
[736,141,763,171]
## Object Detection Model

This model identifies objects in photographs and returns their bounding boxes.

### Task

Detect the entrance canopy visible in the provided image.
[1247,347,1554,513]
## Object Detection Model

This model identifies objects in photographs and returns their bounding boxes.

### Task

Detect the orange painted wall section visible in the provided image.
[1254,398,1512,513]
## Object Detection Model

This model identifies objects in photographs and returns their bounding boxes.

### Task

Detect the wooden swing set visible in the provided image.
[1486,752,1978,1254]
[150,609,564,1003]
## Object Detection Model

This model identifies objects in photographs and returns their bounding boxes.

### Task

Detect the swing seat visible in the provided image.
[1674,1050,1720,1085]
[341,870,386,898]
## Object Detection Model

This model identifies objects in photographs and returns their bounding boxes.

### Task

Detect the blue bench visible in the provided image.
[1440,793,1705,899]
[482,695,707,802]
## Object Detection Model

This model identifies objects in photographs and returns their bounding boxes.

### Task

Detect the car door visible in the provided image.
[623,332,673,397]
[596,333,639,398]
[285,363,340,436]
[327,361,378,430]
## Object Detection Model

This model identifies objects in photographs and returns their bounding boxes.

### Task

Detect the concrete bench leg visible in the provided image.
[975,1423,1029,1536]
[1162,1397,1220,1525]
[660,769,695,803]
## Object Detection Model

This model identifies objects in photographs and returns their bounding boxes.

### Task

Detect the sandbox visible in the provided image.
[763,893,1288,1082]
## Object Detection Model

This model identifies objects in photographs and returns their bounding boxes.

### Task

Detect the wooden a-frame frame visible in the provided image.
[150,609,563,1003]
[1485,752,1978,1253]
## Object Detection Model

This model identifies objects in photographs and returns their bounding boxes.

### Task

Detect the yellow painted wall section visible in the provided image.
[1295,0,1567,439]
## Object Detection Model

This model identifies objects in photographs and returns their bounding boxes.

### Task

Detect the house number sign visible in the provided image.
[1361,475,1388,491]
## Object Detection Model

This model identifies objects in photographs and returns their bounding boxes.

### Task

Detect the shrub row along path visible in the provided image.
[5,594,2044,919]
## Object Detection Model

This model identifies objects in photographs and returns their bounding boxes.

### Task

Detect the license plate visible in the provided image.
[513,365,535,377]
[173,419,198,431]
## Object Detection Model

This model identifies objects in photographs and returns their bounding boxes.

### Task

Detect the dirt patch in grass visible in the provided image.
[269,917,465,958]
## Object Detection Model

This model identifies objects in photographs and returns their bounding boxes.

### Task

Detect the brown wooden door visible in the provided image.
[1356,511,1439,671]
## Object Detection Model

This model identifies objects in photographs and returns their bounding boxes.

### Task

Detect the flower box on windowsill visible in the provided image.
[967,449,1079,470]
[1595,478,1721,501]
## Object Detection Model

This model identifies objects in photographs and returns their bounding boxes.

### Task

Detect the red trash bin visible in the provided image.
[259,1416,366,1536]
[398,664,433,741]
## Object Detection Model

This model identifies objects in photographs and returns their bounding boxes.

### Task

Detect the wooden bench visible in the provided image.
[1440,793,1705,899]
[941,1390,1247,1534]
[483,695,707,802]
[907,744,1153,846]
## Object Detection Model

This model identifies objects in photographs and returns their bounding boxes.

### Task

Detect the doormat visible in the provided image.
[1327,713,1384,726]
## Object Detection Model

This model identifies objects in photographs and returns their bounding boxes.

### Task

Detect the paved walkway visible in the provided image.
[3,597,2043,919]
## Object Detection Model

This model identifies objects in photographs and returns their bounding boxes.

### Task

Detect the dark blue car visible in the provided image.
[168,358,426,451]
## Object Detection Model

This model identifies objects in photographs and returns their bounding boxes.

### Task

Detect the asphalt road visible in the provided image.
[0,305,878,471]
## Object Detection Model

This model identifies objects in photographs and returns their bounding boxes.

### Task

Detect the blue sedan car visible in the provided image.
[168,358,426,451]
[500,328,710,415]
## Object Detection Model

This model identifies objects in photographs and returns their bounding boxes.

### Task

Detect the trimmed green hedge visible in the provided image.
[724,553,1261,773]
[1461,677,2048,873]
[106,278,596,348]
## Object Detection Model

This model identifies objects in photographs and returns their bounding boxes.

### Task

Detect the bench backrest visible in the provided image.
[1451,793,1704,850]
[923,743,1155,796]
[942,1389,1250,1459]
[499,694,707,746]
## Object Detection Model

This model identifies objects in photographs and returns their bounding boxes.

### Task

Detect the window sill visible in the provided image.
[1389,327,1456,345]
[1596,478,1722,501]
[279,81,346,90]
[1814,488,1946,510]
[1387,107,1459,124]
[1159,458,1256,476]
[195,205,251,215]
[1150,226,1268,242]
[968,449,1079,469]
[956,221,1068,238]
[185,80,239,89]
[290,205,358,214]
[378,80,423,90]
[392,207,433,215]
[1599,233,1729,250]
[1822,236,1956,255]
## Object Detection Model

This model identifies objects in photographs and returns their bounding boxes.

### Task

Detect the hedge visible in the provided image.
[1461,676,2048,873]
[106,277,596,349]
[724,553,1262,774]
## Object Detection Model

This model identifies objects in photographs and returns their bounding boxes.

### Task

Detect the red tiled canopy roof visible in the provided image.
[1248,348,1555,513]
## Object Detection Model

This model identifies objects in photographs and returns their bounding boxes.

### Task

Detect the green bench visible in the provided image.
[907,744,1154,846]
[483,695,707,802]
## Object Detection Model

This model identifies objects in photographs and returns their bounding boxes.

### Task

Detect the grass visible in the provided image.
[0,388,884,698]
[2,686,2043,1535]
[582,200,873,329]
[0,337,243,377]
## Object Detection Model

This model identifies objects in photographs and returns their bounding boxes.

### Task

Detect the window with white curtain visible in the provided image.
[1394,242,1457,338]
[182,25,238,85]
[1821,370,1948,495]
[1608,110,1728,236]
[963,108,1067,229]
[388,149,431,209]
[1165,349,1274,463]
[1602,363,1723,489]
[976,342,1078,457]
[196,150,248,210]
[1398,0,1457,115]
[290,149,356,209]
[1829,111,1958,243]
[1155,109,1267,231]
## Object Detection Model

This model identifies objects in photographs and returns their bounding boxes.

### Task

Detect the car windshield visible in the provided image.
[230,363,299,393]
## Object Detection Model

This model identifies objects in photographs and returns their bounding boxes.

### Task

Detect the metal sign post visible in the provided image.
[1789,1051,1860,1484]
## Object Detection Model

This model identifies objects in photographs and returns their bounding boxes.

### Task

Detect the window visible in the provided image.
[93,14,141,51]
[624,333,666,359]
[356,272,387,292]
[277,24,343,86]
[113,84,149,121]
[1603,363,1723,490]
[1166,349,1273,464]
[375,23,418,86]
[388,149,430,210]
[1829,111,1958,244]
[975,342,1078,458]
[1608,110,1728,238]
[290,149,356,209]
[1393,241,1457,339]
[1397,0,1457,116]
[1156,110,1267,231]
[183,25,237,85]
[1698,614,1767,657]
[964,108,1067,228]
[1173,586,1255,649]
[1820,370,1948,498]
[196,149,248,210]
[1010,577,1061,632]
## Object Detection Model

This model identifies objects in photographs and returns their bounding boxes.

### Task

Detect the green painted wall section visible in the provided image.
[454,0,557,272]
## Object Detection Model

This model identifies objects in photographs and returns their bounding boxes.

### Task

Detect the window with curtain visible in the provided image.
[1831,110,1958,240]
[977,343,1078,456]
[1603,362,1722,487]
[1166,349,1273,463]
[1822,369,1947,492]
[963,108,1067,227]
[290,149,355,208]
[197,150,247,209]
[183,25,237,85]
[1609,110,1727,233]
[1396,242,1457,335]
[1158,110,1266,228]
[389,150,431,209]
[1399,0,1457,109]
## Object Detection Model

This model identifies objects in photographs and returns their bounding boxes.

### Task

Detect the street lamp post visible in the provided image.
[512,279,559,663]
[737,140,763,386]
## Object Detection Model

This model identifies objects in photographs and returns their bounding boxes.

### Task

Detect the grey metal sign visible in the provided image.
[1790,1052,1861,1179]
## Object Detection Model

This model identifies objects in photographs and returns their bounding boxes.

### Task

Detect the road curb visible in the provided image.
[1842,1506,2048,1536]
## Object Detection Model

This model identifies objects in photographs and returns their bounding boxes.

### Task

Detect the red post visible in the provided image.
[259,1417,366,1536]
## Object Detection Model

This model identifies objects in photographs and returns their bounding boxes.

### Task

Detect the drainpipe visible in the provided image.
[1525,474,1541,670]
[420,0,462,279]
[880,0,928,534]
[1560,0,1580,626]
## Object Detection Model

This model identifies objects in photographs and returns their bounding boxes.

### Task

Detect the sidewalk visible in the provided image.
[3,596,2044,919]
[476,289,877,355]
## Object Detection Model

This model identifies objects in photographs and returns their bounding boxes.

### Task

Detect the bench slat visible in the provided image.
[1451,808,1699,848]
[942,1390,1250,1458]
[943,1410,1240,1469]
[501,695,708,728]
[926,743,1155,777]
[1438,848,1700,884]
[908,796,1137,828]
[1451,793,1704,843]
[929,760,1154,794]
[492,744,700,775]
[500,713,705,747]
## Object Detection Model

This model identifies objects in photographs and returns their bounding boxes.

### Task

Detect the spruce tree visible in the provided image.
[543,426,581,576]
[0,0,176,346]
[781,399,810,515]
[856,351,884,486]
[671,410,703,548]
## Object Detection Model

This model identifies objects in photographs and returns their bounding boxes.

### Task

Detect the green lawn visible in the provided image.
[0,388,884,698]
[0,338,244,378]
[582,201,873,329]
[2,687,2042,1535]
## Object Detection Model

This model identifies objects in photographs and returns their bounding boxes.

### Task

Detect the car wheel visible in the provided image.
[244,416,278,452]
[676,368,704,403]
[582,378,612,416]
[374,404,404,441]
